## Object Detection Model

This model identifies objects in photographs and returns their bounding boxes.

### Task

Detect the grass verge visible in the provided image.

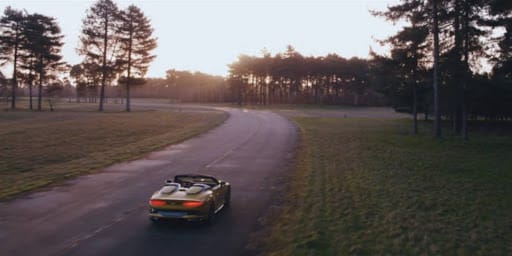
[0,107,228,199]
[257,117,512,255]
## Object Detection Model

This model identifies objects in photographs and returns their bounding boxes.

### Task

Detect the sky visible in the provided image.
[1,0,402,78]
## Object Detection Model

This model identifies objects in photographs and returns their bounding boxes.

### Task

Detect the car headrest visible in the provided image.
[186,184,210,195]
[161,182,180,194]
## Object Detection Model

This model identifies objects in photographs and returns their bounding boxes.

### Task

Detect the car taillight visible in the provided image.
[182,201,203,208]
[149,199,166,207]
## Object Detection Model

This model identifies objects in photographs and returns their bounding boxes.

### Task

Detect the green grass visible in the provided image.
[0,103,228,199]
[257,117,512,255]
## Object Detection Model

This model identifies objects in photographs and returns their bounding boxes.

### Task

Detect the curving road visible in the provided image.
[0,107,298,256]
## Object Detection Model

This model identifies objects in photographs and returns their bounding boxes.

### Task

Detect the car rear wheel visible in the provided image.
[224,189,231,208]
[204,203,215,224]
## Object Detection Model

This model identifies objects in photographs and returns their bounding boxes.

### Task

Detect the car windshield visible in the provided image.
[174,176,218,187]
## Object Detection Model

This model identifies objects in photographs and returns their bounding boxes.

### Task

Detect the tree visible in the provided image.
[374,0,492,138]
[344,57,370,106]
[374,0,429,134]
[430,0,442,137]
[22,13,64,111]
[0,70,7,99]
[117,5,157,112]
[487,0,512,79]
[18,46,37,110]
[70,61,103,103]
[78,0,120,111]
[375,0,445,136]
[70,64,87,102]
[446,0,489,139]
[227,75,245,106]
[0,7,25,109]
[227,48,383,106]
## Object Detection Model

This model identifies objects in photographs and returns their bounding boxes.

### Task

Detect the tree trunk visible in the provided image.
[452,0,463,135]
[99,14,109,112]
[269,84,273,105]
[462,100,468,140]
[432,0,442,137]
[335,85,339,103]
[462,0,470,141]
[126,78,131,111]
[238,81,243,106]
[288,81,293,104]
[126,19,133,112]
[265,82,269,105]
[38,68,43,111]
[313,82,318,104]
[413,80,418,134]
[29,80,33,110]
[11,35,19,110]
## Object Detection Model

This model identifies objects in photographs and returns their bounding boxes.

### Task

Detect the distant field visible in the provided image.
[0,101,227,199]
[257,117,512,255]
[217,103,411,119]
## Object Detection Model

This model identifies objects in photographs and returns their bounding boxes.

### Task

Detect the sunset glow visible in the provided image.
[0,0,401,77]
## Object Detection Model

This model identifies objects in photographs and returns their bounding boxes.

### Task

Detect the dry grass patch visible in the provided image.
[0,108,227,199]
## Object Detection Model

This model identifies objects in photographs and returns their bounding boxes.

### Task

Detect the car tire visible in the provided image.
[205,203,215,224]
[149,217,160,222]
[224,188,231,208]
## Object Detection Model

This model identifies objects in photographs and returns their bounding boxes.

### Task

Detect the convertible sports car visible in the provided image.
[148,174,231,223]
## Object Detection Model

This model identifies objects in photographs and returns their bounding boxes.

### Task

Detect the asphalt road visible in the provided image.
[0,107,298,256]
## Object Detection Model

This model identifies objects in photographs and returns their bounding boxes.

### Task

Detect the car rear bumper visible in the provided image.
[149,208,207,220]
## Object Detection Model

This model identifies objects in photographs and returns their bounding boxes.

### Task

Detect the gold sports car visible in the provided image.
[148,174,231,223]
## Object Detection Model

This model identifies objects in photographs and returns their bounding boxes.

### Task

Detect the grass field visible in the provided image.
[257,117,512,255]
[0,102,227,199]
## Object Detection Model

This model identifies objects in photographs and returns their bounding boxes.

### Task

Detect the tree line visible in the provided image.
[227,46,384,106]
[1,0,510,139]
[0,7,64,110]
[0,0,157,112]
[374,0,511,138]
[227,0,511,139]
[127,69,228,103]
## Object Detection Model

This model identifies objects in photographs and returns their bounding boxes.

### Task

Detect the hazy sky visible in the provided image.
[1,0,402,77]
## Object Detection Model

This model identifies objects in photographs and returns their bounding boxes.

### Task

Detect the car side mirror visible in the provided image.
[219,180,226,186]
[165,179,173,185]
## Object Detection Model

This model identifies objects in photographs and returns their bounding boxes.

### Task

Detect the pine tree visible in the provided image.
[78,0,120,111]
[373,0,429,134]
[0,7,25,109]
[22,13,64,111]
[117,5,157,112]
[488,0,512,78]
[431,0,442,137]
